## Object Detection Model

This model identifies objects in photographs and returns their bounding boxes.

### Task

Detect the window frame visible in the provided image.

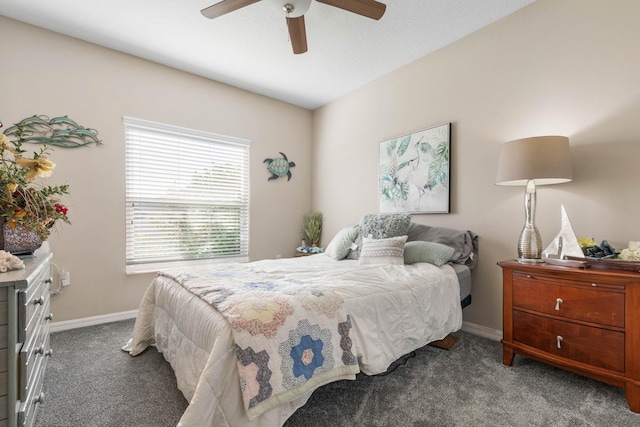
[123,116,250,274]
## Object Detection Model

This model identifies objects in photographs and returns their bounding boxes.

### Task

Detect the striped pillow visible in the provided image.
[358,235,408,265]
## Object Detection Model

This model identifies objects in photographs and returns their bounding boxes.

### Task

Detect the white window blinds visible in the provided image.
[124,117,250,273]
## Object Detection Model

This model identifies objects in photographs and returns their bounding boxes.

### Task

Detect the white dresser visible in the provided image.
[0,253,53,427]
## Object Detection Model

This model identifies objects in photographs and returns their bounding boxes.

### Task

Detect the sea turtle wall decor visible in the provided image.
[264,152,296,181]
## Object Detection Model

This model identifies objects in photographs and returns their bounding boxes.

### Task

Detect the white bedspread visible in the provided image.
[123,254,462,427]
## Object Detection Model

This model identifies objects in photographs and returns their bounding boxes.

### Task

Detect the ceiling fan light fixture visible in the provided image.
[266,0,311,17]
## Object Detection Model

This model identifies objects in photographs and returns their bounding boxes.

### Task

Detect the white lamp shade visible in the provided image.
[496,136,572,186]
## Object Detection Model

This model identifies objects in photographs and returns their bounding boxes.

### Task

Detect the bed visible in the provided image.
[124,217,478,427]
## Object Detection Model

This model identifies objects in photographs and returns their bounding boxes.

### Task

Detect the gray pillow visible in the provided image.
[347,213,412,260]
[404,241,455,266]
[406,223,478,269]
[325,226,360,260]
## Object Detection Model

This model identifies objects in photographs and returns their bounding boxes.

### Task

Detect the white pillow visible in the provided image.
[325,226,359,260]
[358,235,408,265]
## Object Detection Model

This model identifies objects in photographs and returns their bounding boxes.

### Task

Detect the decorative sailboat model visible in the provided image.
[542,205,587,267]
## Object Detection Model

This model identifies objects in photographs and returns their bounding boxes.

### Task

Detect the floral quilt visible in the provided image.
[158,263,360,420]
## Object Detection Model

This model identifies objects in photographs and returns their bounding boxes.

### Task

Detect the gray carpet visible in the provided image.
[34,319,188,427]
[34,319,640,427]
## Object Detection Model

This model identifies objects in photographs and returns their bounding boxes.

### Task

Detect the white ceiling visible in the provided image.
[1,0,536,110]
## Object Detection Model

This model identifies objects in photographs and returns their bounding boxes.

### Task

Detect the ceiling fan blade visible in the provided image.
[316,0,386,20]
[286,15,308,54]
[201,0,261,19]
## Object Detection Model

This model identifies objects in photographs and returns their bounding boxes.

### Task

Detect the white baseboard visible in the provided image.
[50,310,138,333]
[461,320,502,341]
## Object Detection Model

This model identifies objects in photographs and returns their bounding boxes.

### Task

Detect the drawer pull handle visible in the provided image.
[591,283,597,287]
[35,347,53,357]
[526,274,532,279]
[34,392,45,405]
[45,313,54,321]
[32,297,44,305]
[555,298,563,311]
[557,335,563,349]
[45,277,53,284]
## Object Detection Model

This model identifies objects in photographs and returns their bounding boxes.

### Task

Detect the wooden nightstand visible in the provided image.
[499,260,640,413]
[294,252,314,257]
[295,247,324,257]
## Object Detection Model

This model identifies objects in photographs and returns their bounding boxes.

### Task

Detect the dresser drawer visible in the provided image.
[18,296,50,402]
[0,395,6,424]
[17,332,47,427]
[0,288,7,354]
[512,271,625,328]
[17,265,51,344]
[0,326,6,351]
[513,310,625,372]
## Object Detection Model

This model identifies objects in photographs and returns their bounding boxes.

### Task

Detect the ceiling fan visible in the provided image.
[201,0,387,54]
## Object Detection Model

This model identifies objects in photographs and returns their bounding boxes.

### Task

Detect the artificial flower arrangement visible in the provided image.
[619,241,640,261]
[0,130,69,242]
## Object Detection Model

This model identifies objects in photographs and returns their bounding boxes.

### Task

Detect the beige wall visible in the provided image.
[0,17,313,322]
[3,0,640,333]
[312,0,640,331]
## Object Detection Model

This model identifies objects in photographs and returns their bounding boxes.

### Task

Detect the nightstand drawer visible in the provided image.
[513,310,625,372]
[512,271,624,328]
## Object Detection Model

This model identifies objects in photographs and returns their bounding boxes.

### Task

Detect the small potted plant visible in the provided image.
[303,212,322,247]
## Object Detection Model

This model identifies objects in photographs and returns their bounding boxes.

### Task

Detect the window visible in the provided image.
[124,117,250,274]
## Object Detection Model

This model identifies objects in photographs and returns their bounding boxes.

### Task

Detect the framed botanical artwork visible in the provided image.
[378,122,451,214]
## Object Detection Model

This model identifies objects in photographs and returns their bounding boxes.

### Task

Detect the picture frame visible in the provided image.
[378,122,451,214]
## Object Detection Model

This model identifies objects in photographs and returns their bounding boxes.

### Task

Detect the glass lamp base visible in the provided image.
[518,223,542,263]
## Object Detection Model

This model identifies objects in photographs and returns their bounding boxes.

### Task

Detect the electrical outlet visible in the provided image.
[61,270,71,287]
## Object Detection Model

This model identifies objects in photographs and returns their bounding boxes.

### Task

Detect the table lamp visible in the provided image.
[496,136,572,263]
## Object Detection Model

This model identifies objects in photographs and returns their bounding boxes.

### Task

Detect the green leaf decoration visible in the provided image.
[386,139,398,157]
[397,136,411,157]
[397,161,409,171]
[419,142,433,155]
[435,141,449,162]
[3,115,101,148]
